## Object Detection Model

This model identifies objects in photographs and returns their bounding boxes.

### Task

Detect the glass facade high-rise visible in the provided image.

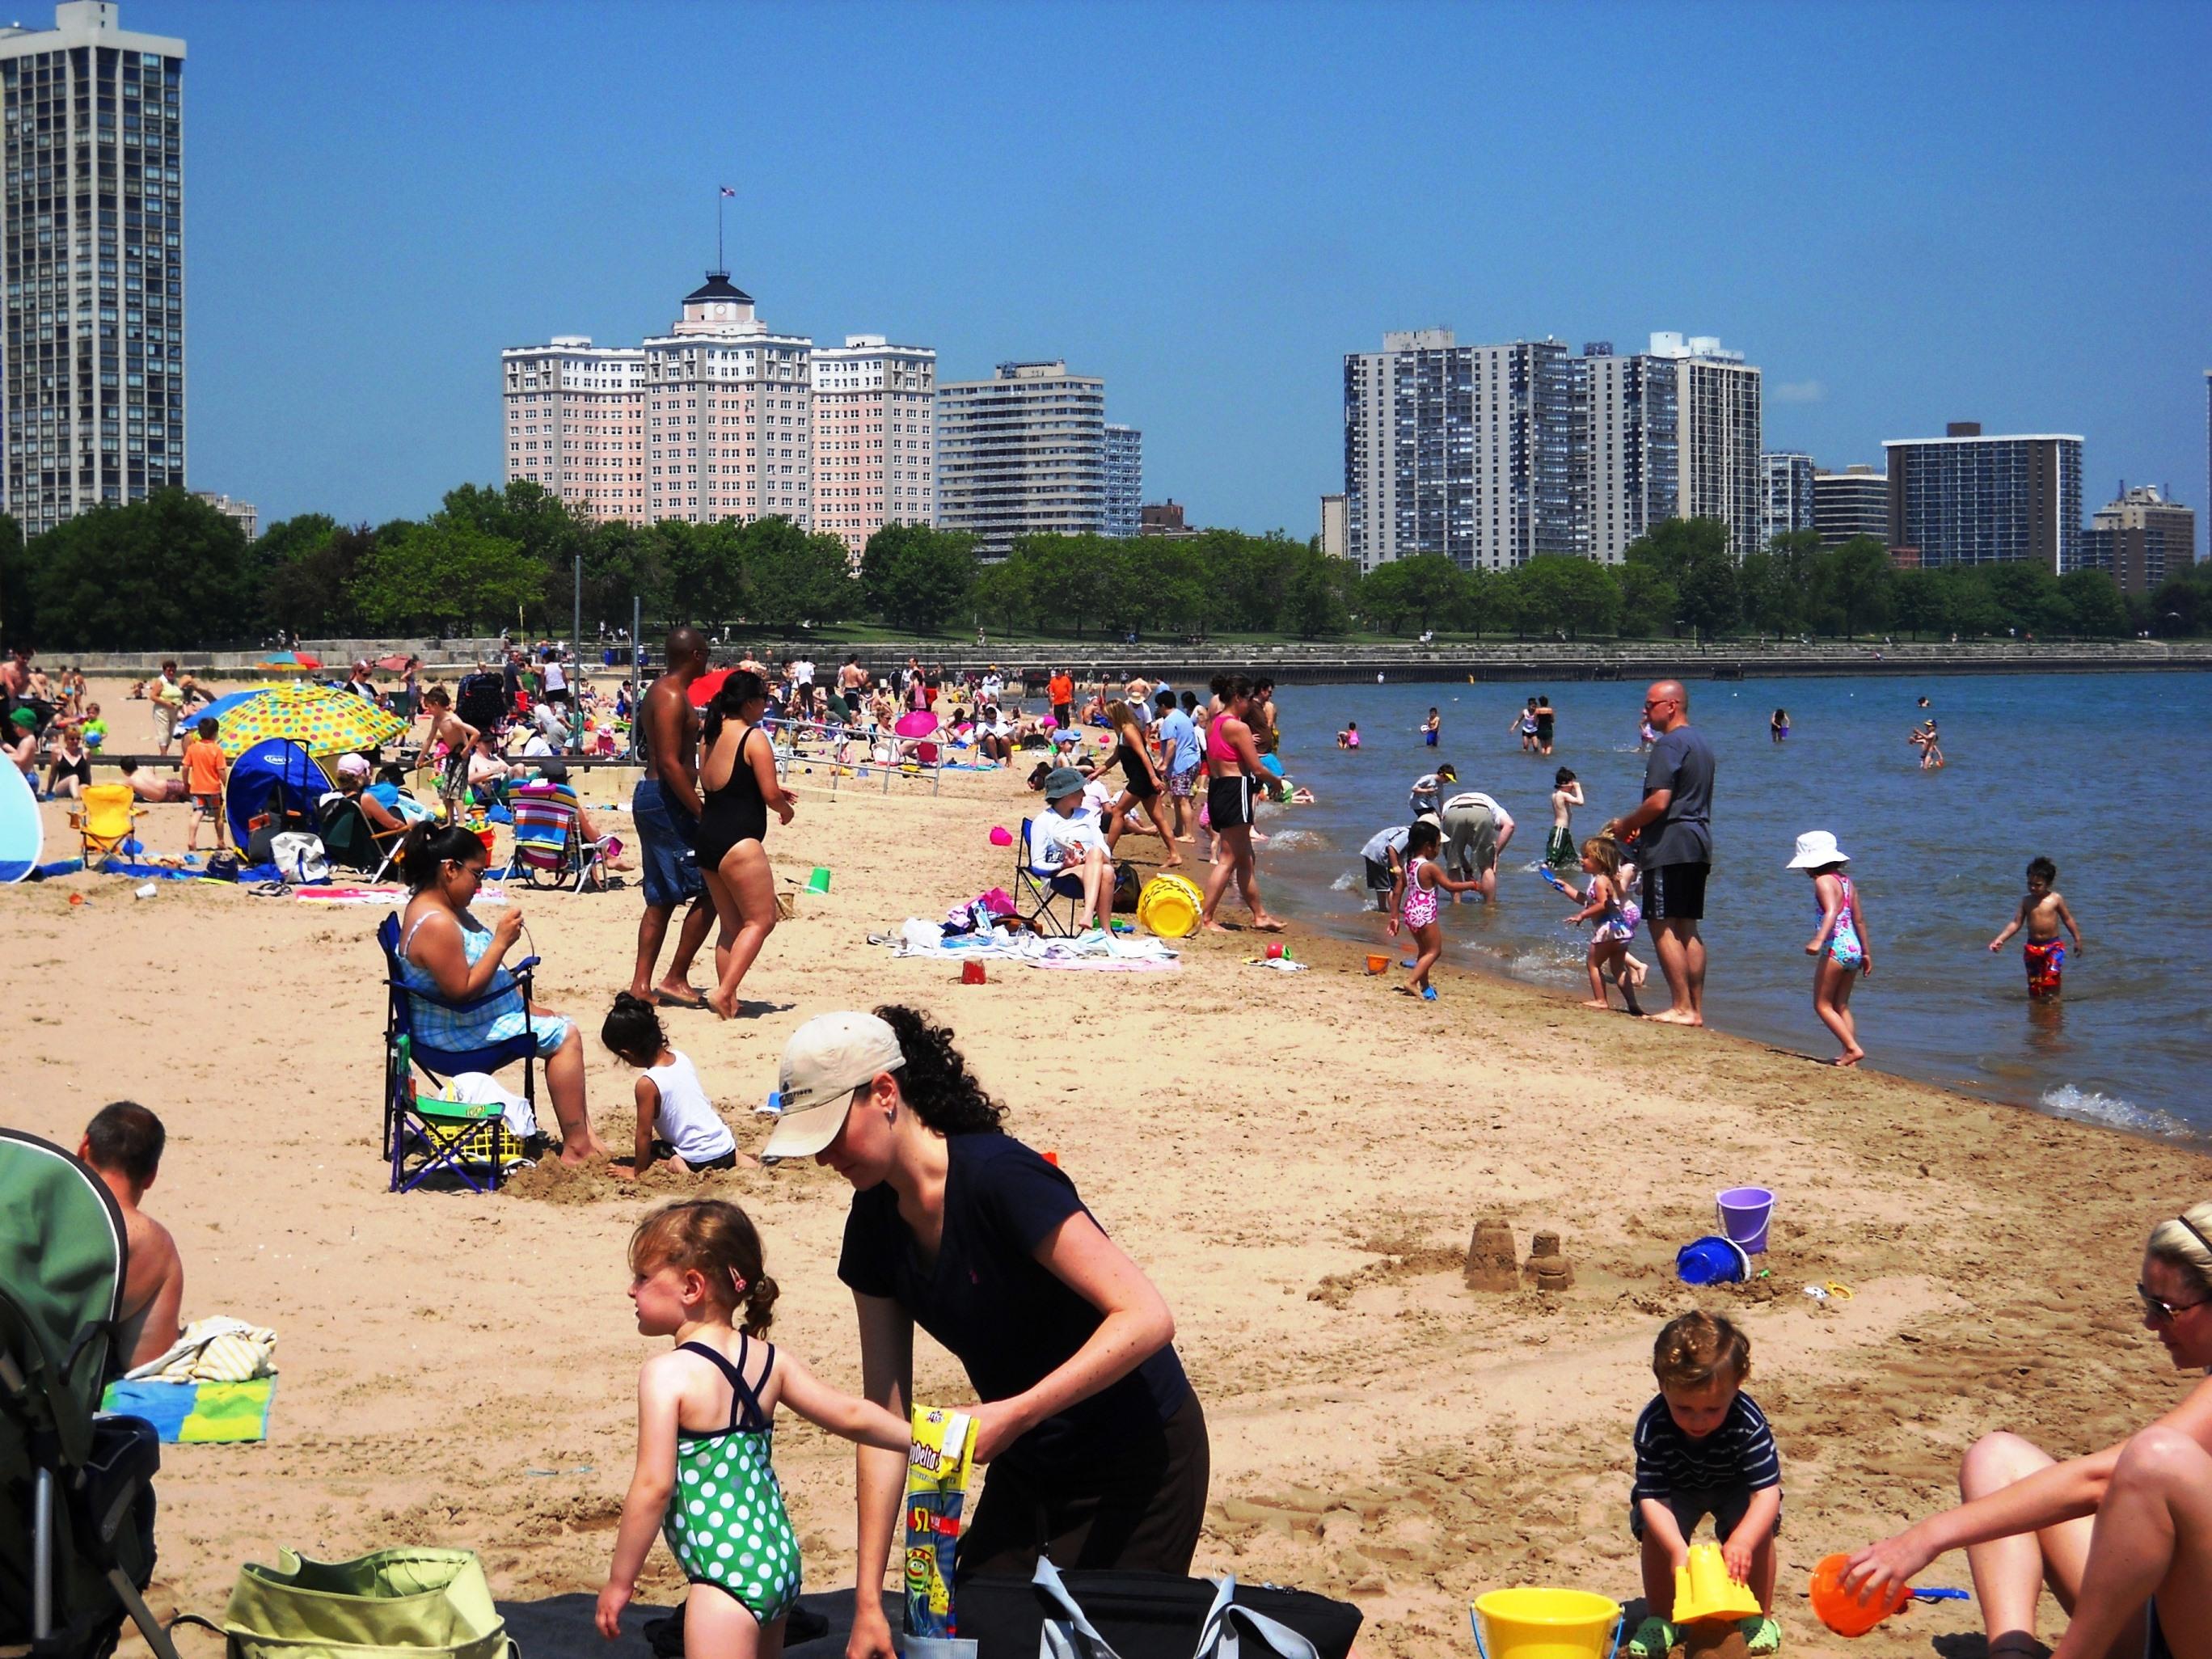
[0,2,186,534]
[1103,423,1141,537]
[1759,451,1816,545]
[1883,426,2082,571]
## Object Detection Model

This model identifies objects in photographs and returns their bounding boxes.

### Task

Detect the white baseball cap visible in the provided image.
[762,1011,905,1163]
[1787,830,1849,868]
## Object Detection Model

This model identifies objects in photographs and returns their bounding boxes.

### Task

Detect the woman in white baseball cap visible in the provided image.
[766,1005,1205,1659]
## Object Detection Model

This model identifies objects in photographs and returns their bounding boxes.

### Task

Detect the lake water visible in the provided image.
[1240,670,2211,1140]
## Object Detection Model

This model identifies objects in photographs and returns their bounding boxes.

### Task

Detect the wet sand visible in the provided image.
[9,707,2209,1657]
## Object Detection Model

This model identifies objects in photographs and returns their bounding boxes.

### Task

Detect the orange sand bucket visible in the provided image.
[1471,1588,1622,1659]
[1366,953,1388,974]
[1809,1553,1908,1636]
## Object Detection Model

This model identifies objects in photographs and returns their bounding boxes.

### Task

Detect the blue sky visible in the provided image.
[176,0,2211,550]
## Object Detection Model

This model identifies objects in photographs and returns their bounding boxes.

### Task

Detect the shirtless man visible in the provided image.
[628,627,715,1008]
[118,759,189,803]
[78,1101,183,1370]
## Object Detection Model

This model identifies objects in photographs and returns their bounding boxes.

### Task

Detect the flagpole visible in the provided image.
[717,188,725,272]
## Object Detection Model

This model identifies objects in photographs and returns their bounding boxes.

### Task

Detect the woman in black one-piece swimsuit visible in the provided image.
[696,670,794,1019]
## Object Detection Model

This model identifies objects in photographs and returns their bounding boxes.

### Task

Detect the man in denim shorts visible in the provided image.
[627,627,714,1008]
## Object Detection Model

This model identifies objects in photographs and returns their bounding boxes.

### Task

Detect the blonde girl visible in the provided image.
[1564,835,1644,1015]
[598,1201,910,1657]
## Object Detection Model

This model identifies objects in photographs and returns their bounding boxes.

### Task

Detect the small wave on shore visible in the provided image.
[2041,1084,2193,1140]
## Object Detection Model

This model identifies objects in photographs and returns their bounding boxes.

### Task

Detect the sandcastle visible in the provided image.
[1522,1229,1573,1292]
[1463,1218,1518,1291]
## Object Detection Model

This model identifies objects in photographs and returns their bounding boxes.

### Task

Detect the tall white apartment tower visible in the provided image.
[0,2,184,534]
[1581,334,1762,560]
[1341,330,1580,573]
[935,360,1106,558]
[813,334,935,560]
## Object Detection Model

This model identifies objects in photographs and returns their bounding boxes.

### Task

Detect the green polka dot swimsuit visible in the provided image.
[661,1336,803,1627]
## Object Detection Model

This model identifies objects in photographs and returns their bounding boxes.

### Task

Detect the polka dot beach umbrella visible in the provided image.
[213,682,408,758]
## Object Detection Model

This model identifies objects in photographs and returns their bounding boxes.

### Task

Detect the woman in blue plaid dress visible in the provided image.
[395,821,606,1166]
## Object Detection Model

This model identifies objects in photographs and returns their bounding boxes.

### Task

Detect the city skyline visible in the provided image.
[149,1,2212,554]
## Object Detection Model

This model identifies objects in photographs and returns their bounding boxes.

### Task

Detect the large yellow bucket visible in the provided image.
[1471,1589,1623,1659]
[1137,872,1203,939]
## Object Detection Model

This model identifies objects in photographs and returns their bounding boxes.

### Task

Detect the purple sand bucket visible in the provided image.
[1716,1186,1775,1255]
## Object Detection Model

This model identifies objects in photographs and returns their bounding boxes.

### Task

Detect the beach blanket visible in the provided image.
[101,1377,274,1443]
[890,919,1180,972]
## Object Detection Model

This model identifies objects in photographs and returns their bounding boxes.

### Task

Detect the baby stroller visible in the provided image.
[0,1129,182,1659]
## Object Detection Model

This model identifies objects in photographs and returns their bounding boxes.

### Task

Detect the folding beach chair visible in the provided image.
[1013,817,1086,938]
[315,794,403,881]
[0,1129,184,1659]
[376,914,540,1193]
[68,782,143,870]
[503,782,610,893]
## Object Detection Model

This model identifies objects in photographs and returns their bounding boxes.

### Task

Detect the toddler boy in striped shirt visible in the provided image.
[1627,1311,1782,1657]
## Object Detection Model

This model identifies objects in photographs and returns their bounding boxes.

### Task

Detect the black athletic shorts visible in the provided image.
[1206,775,1252,830]
[1642,860,1708,922]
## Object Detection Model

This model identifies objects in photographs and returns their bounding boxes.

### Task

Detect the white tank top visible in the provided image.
[644,1051,735,1164]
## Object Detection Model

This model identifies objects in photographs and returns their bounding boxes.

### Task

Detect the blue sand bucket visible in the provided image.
[1676,1235,1751,1285]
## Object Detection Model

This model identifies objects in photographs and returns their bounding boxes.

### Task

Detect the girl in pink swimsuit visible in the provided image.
[1387,820,1482,1000]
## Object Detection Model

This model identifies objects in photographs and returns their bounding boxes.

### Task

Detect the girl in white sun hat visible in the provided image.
[1790,830,1872,1066]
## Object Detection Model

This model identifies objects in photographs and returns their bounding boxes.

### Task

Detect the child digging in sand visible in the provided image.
[1562,835,1644,1015]
[1792,830,1872,1065]
[597,1201,912,1656]
[1627,1311,1783,1658]
[1386,818,1481,1000]
[600,993,754,1180]
[1988,854,2084,1000]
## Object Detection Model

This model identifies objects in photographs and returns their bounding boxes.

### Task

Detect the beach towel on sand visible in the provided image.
[102,1376,274,1443]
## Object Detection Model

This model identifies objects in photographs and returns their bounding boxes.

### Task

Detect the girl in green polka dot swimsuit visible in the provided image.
[598,1201,914,1655]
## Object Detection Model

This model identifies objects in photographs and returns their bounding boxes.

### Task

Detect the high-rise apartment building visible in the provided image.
[1883,422,2082,572]
[935,360,1105,557]
[190,488,251,538]
[1813,463,1887,547]
[1580,346,1676,564]
[1577,334,1762,560]
[1,2,185,534]
[1319,492,1347,558]
[505,272,928,534]
[2079,483,2194,594]
[1103,423,1141,537]
[813,333,935,559]
[1340,330,1581,572]
[1759,451,1815,546]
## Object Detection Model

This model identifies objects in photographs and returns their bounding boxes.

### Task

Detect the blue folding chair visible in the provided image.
[376,913,541,1193]
[1013,817,1086,937]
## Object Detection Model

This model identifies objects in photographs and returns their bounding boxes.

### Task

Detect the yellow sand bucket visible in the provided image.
[1137,872,1203,939]
[1471,1589,1623,1659]
[1672,1541,1761,1623]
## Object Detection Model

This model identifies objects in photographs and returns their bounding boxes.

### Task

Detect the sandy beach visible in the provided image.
[11,693,2210,1657]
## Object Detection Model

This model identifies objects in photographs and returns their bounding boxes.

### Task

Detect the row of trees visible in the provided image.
[2,482,2204,652]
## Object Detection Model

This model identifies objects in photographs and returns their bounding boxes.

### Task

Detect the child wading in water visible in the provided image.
[1988,854,2084,999]
[1387,818,1481,1000]
[601,994,756,1179]
[1562,835,1644,1015]
[597,1201,912,1656]
[1545,766,1583,866]
[1791,830,1872,1065]
[1627,1311,1783,1658]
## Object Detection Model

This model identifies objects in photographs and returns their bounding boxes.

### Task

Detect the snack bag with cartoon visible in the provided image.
[904,1407,977,1640]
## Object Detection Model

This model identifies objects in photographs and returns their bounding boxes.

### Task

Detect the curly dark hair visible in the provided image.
[873,1004,1006,1136]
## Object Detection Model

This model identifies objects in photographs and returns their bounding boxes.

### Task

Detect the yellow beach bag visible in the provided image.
[1137,872,1204,939]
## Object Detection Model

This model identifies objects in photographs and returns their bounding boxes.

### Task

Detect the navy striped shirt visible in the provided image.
[1632,1392,1781,1501]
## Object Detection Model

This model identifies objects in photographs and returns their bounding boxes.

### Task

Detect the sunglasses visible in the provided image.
[2138,1283,2209,1323]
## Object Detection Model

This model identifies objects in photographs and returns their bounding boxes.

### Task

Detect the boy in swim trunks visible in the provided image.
[181,716,228,852]
[1988,855,2083,998]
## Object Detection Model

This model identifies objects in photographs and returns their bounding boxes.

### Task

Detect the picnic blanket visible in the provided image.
[889,919,1180,972]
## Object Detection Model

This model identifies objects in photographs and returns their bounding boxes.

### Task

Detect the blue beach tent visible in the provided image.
[225,738,327,849]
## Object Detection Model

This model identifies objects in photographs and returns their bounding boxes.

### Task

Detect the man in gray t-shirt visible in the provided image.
[1616,680,1715,1026]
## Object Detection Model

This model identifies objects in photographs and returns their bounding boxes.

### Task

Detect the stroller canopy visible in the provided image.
[226,738,327,850]
[0,1129,126,1412]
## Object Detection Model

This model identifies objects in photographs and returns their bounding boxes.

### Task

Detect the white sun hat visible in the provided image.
[1787,830,1849,868]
